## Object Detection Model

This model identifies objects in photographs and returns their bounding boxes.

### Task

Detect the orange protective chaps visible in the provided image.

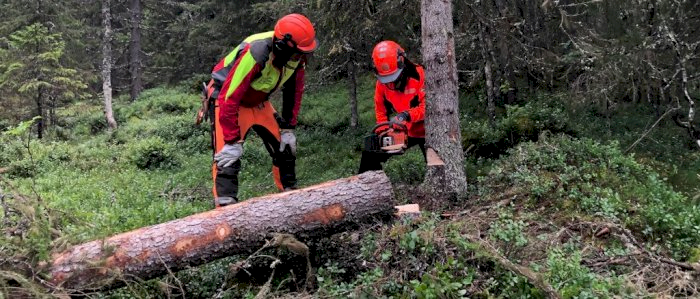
[211,101,296,207]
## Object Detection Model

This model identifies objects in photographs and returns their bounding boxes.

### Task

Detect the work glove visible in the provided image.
[214,143,243,168]
[392,111,410,125]
[279,129,297,156]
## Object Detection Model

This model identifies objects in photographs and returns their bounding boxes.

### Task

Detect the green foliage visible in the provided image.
[2,116,41,137]
[64,111,109,136]
[0,118,53,178]
[409,257,473,299]
[383,148,426,186]
[489,211,529,250]
[545,249,627,299]
[462,100,574,158]
[125,137,180,170]
[315,262,354,297]
[397,216,438,255]
[116,87,200,119]
[0,23,87,129]
[575,103,700,195]
[316,262,388,298]
[488,270,544,299]
[119,115,210,155]
[480,134,700,259]
[295,75,376,132]
[0,120,69,294]
[317,215,474,298]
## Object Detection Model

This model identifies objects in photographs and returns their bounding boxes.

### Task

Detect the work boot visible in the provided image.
[216,196,237,207]
[284,186,298,191]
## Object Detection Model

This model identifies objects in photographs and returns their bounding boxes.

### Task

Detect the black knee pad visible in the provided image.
[216,159,241,176]
[215,160,241,198]
[273,151,296,166]
[273,151,296,188]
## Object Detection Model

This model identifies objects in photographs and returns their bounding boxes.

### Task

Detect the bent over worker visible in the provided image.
[358,40,426,173]
[206,14,318,207]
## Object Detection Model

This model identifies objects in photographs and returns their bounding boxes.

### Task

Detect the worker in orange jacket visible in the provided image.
[204,14,318,207]
[358,41,426,173]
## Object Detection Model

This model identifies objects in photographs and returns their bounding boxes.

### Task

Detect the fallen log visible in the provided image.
[49,171,395,293]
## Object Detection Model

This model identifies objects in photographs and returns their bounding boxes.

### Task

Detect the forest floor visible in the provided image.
[1,77,699,298]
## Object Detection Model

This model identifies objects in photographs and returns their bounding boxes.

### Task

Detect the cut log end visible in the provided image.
[395,204,421,220]
[426,148,445,167]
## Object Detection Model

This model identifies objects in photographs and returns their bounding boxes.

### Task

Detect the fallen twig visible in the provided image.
[464,234,561,299]
[213,233,312,298]
[157,253,185,297]
[254,260,280,299]
[624,106,678,154]
[582,256,633,268]
[580,221,700,273]
[615,226,700,272]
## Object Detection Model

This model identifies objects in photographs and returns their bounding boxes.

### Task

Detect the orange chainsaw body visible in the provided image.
[365,122,408,155]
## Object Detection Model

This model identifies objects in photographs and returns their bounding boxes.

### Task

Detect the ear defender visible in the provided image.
[397,49,405,70]
[274,33,297,51]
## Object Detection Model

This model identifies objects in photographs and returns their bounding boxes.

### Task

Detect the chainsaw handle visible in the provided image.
[372,121,407,133]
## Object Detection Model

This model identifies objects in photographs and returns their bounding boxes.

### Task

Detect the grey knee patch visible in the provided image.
[216,196,237,206]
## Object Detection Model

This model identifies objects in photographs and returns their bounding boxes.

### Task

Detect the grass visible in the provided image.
[2,76,398,240]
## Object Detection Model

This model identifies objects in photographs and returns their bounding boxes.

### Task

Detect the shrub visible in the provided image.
[116,87,199,120]
[479,134,700,259]
[546,249,627,298]
[149,116,209,154]
[489,211,529,253]
[125,137,180,170]
[86,113,108,134]
[6,157,38,178]
[1,140,54,179]
[383,149,426,185]
[116,115,211,155]
[462,101,575,158]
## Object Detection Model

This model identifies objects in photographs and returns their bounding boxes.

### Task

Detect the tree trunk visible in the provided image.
[493,0,517,105]
[48,96,55,130]
[482,20,502,105]
[479,22,497,126]
[36,87,43,139]
[49,171,395,293]
[102,0,117,130]
[348,54,359,129]
[421,0,468,197]
[129,0,143,102]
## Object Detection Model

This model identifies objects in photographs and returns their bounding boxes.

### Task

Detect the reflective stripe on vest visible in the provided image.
[219,31,301,99]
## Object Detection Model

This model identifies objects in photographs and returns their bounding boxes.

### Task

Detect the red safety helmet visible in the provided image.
[274,13,318,53]
[372,40,405,84]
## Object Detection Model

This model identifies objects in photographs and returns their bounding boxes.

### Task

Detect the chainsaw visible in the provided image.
[364,121,408,155]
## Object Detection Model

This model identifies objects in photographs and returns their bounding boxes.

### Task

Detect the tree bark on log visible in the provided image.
[49,171,395,293]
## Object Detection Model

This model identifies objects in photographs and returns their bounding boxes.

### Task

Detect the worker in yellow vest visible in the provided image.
[204,14,318,207]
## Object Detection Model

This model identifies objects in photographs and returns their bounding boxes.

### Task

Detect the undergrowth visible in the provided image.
[1,79,698,298]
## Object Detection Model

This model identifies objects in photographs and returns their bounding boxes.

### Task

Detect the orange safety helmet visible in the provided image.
[274,13,318,53]
[372,40,405,84]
